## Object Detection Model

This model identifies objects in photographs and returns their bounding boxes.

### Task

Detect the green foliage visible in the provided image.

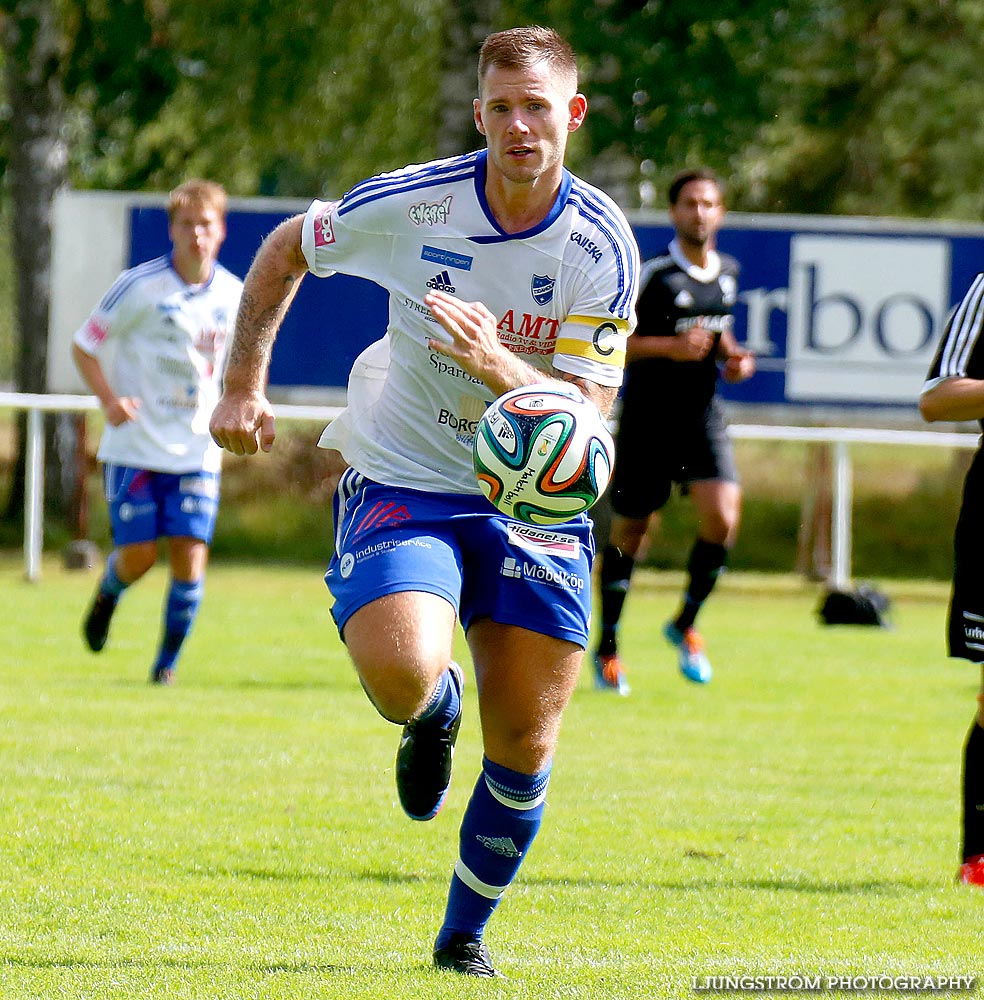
[734,0,984,218]
[6,0,984,214]
[60,0,180,188]
[0,558,977,997]
[0,202,13,383]
[60,0,448,197]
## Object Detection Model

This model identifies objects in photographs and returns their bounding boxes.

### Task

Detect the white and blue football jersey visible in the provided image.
[303,149,640,494]
[74,256,243,474]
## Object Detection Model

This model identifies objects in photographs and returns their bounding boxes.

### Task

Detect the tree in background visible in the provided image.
[1,0,70,526]
[0,0,181,530]
[734,0,984,219]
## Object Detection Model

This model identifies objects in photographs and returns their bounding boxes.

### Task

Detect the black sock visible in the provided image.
[674,539,728,632]
[597,545,636,656]
[962,719,984,861]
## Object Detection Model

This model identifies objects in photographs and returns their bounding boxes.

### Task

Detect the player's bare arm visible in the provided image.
[627,327,713,363]
[554,372,617,417]
[425,290,546,395]
[210,215,307,456]
[920,377,984,423]
[71,342,140,426]
[425,290,616,415]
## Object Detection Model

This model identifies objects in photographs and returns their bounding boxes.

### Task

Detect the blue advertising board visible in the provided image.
[129,204,984,412]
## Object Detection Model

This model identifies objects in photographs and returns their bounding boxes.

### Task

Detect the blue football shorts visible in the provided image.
[103,464,221,546]
[325,469,595,647]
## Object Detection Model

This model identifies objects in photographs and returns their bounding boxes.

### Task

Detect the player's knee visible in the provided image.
[356,659,442,724]
[489,719,559,773]
[699,511,736,546]
[116,544,157,582]
[609,517,648,555]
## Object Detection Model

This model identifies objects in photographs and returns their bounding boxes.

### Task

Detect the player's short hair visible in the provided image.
[478,26,578,93]
[668,168,724,206]
[167,179,228,222]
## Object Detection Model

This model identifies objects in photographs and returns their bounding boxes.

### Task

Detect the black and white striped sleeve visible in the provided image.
[924,273,984,391]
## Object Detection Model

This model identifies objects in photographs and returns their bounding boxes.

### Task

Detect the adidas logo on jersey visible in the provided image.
[426,270,456,293]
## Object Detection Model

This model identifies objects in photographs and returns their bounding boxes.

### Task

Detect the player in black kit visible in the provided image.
[920,271,984,887]
[593,169,755,693]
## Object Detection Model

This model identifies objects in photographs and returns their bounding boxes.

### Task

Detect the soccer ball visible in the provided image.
[473,383,615,525]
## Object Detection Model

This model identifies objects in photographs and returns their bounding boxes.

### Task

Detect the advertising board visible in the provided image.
[48,190,984,422]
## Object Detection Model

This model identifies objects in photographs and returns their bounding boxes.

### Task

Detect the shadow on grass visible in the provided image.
[201,864,914,896]
[0,956,354,975]
[520,872,914,894]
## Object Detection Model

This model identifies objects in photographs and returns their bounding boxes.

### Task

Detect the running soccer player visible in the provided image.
[73,179,243,685]
[920,271,984,886]
[592,168,755,692]
[209,26,639,977]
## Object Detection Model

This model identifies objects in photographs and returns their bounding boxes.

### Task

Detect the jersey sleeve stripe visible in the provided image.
[567,184,639,318]
[100,256,170,312]
[338,153,479,217]
[939,273,984,378]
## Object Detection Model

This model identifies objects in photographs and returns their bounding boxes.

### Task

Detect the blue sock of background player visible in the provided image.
[99,551,128,604]
[151,577,204,681]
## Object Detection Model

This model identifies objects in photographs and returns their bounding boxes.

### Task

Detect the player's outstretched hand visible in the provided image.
[424,290,502,376]
[209,391,276,456]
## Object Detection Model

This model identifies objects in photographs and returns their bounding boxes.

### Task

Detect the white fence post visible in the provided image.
[830,440,853,591]
[24,407,44,583]
[0,392,343,581]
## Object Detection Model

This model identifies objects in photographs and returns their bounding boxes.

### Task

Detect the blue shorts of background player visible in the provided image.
[105,466,220,546]
[82,465,221,684]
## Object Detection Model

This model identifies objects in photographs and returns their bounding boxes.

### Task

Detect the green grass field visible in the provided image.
[1,556,980,999]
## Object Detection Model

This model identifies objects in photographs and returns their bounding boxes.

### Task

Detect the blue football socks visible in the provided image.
[100,552,129,600]
[435,756,551,949]
[153,577,204,674]
[416,664,462,730]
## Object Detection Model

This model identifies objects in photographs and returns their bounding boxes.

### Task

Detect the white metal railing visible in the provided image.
[1,391,979,584]
[0,391,343,582]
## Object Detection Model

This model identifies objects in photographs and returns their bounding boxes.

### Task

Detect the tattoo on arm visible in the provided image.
[224,216,307,391]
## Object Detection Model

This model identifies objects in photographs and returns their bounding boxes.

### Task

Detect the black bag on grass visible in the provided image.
[818,584,891,628]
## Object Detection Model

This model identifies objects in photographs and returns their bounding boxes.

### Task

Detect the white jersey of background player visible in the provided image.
[74,179,243,687]
[74,255,242,474]
[309,147,638,492]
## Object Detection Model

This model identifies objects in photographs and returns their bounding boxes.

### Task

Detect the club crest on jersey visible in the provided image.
[531,274,556,305]
[674,289,695,308]
[720,273,738,305]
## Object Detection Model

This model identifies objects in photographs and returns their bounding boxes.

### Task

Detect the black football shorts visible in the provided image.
[949,447,984,663]
[608,397,739,520]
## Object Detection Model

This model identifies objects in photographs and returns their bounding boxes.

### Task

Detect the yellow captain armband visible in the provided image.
[555,315,629,367]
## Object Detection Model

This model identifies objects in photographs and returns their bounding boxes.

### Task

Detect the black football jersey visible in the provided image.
[620,240,740,418]
[925,273,984,430]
